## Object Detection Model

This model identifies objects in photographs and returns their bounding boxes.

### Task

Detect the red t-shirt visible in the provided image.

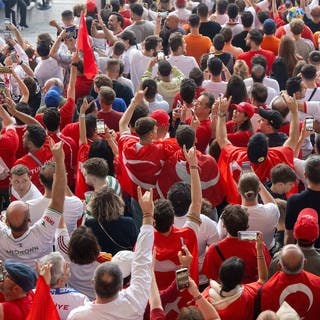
[156,149,225,207]
[119,9,131,19]
[61,122,80,145]
[14,138,53,193]
[202,237,271,284]
[172,87,205,110]
[75,142,91,199]
[36,97,75,131]
[48,132,78,189]
[202,281,262,320]
[75,75,93,102]
[0,128,19,189]
[237,49,276,75]
[261,271,320,319]
[218,144,294,204]
[15,125,27,160]
[226,120,252,147]
[2,293,34,320]
[275,24,316,47]
[97,109,123,132]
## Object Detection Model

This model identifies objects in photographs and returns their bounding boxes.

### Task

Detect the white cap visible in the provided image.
[111,250,134,278]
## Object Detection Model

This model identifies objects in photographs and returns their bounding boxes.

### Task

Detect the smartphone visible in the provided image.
[96,119,105,134]
[4,18,10,28]
[238,231,258,241]
[176,267,189,290]
[157,51,165,61]
[305,117,314,132]
[241,161,251,173]
[11,52,17,63]
[0,261,3,282]
[3,30,11,41]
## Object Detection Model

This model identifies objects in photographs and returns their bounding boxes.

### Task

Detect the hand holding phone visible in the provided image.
[176,267,189,290]
[238,231,258,240]
[305,117,314,132]
[96,119,105,134]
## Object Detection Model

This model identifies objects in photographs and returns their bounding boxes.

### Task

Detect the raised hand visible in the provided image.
[137,186,154,216]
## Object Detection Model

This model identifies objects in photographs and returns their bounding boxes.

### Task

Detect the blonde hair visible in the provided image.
[233,60,249,80]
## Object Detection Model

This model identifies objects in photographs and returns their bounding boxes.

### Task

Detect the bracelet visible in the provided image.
[257,256,264,259]
[217,111,227,117]
[194,294,203,301]
[190,165,199,170]
[143,213,153,218]
[80,114,86,118]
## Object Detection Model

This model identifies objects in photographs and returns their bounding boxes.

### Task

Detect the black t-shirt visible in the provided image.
[285,189,320,247]
[199,21,221,41]
[264,181,287,200]
[232,30,250,52]
[112,80,134,107]
[303,15,320,33]
[267,132,288,148]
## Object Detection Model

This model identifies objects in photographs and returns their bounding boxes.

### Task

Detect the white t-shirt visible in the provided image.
[202,80,227,99]
[50,288,90,320]
[27,196,83,235]
[34,57,64,88]
[167,55,199,78]
[0,207,61,269]
[244,77,280,94]
[11,183,42,202]
[303,88,320,102]
[148,94,170,113]
[171,8,191,27]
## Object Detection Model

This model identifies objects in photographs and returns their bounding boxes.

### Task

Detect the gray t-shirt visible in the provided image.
[124,21,155,43]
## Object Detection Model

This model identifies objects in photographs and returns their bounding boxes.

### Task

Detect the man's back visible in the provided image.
[184,33,212,64]
[125,21,155,44]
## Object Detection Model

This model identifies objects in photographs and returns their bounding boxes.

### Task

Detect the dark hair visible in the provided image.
[76,95,96,116]
[220,27,233,43]
[129,105,149,128]
[178,307,204,320]
[219,257,245,292]
[241,11,254,28]
[37,42,50,57]
[113,41,125,56]
[213,34,225,51]
[168,182,191,217]
[23,77,38,97]
[68,226,100,264]
[43,108,60,132]
[88,140,115,176]
[188,14,200,27]
[26,124,46,148]
[39,161,55,190]
[144,35,162,51]
[111,0,120,12]
[286,76,303,97]
[61,9,74,20]
[305,155,320,184]
[301,64,317,80]
[217,0,228,14]
[180,79,197,104]
[189,68,204,87]
[83,157,109,178]
[99,86,116,105]
[271,57,289,91]
[238,172,259,201]
[250,83,268,103]
[316,134,320,154]
[110,12,124,27]
[158,60,172,77]
[154,199,175,232]
[251,54,267,70]
[257,10,270,24]
[176,125,195,149]
[208,57,223,76]
[14,102,32,125]
[94,263,122,299]
[130,3,144,16]
[248,29,264,46]
[86,114,98,139]
[169,32,184,53]
[271,163,296,184]
[227,3,238,19]
[224,75,248,105]
[142,79,157,99]
[197,3,208,17]
[220,204,249,236]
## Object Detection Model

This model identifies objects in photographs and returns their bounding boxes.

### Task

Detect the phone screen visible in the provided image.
[305,118,314,131]
[96,119,105,134]
[176,268,189,290]
[241,161,251,173]
[0,261,3,282]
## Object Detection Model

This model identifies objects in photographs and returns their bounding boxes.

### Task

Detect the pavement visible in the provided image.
[20,0,81,45]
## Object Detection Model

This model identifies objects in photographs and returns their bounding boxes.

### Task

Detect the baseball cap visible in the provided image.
[309,51,320,64]
[111,250,134,278]
[258,109,283,129]
[232,102,255,119]
[294,208,319,243]
[44,88,61,108]
[150,109,170,127]
[4,260,37,292]
[263,19,276,35]
[247,133,268,164]
[86,0,97,13]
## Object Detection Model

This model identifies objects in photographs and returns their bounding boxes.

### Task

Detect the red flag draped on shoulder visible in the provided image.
[27,276,59,320]
[77,12,98,80]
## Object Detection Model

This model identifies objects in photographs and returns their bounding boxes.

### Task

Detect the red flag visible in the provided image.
[77,12,98,80]
[27,276,59,320]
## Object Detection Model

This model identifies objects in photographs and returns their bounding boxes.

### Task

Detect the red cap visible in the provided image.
[150,109,170,127]
[86,0,97,13]
[294,208,319,242]
[231,102,255,119]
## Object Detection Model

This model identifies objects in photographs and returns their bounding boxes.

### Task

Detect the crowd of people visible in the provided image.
[1,0,320,318]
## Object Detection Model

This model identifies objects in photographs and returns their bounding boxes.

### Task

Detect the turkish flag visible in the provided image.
[27,276,59,320]
[77,12,98,80]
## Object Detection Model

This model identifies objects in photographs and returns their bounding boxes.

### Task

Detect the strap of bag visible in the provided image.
[214,244,226,261]
[28,152,43,167]
[308,87,317,101]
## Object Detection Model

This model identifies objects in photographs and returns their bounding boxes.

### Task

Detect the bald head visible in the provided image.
[166,14,179,29]
[6,201,30,235]
[280,244,304,275]
[271,96,289,119]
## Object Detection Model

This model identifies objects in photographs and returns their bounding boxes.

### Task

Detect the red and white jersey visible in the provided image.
[260,271,320,319]
[156,149,225,207]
